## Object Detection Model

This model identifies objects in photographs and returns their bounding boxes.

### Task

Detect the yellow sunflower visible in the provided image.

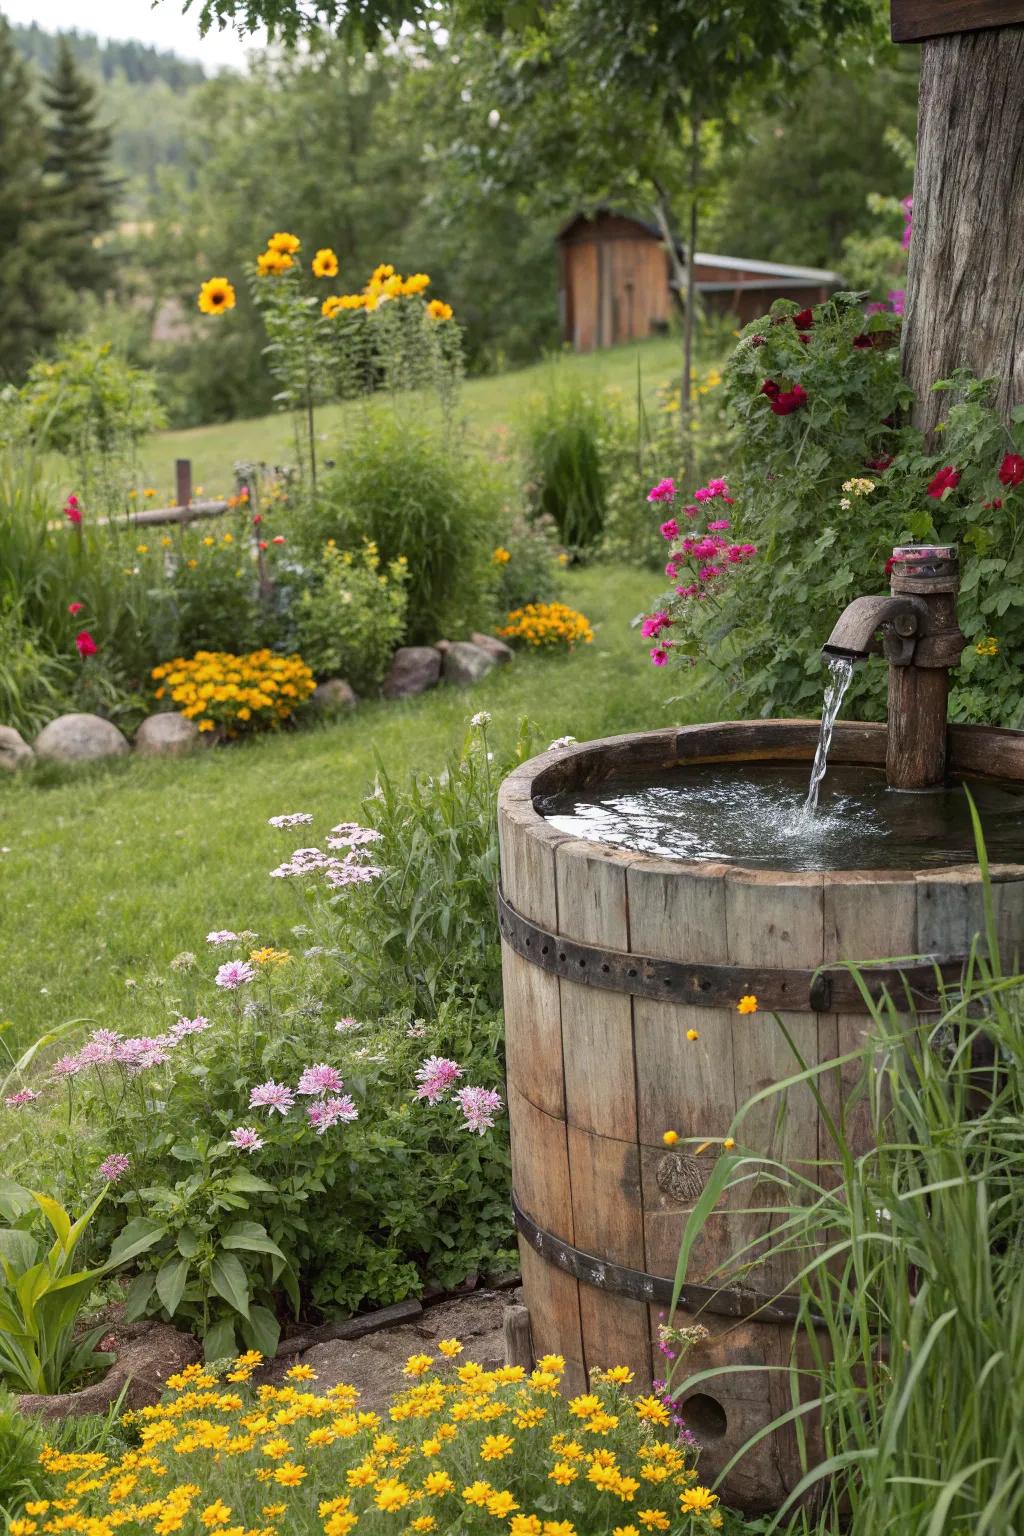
[197,277,236,315]
[426,299,453,321]
[267,231,300,255]
[257,249,293,276]
[312,247,339,278]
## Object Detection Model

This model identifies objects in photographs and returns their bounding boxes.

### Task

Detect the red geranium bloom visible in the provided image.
[760,379,781,399]
[259,540,268,550]
[998,453,1024,487]
[64,494,82,525]
[865,455,894,471]
[67,601,84,615]
[983,499,1003,511]
[927,466,961,499]
[75,630,98,658]
[252,512,262,525]
[271,534,285,545]
[768,384,808,416]
[792,308,814,329]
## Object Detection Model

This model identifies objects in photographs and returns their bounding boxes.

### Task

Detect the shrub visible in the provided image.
[295,541,409,692]
[490,512,564,614]
[0,602,74,739]
[23,1351,731,1536]
[150,649,316,735]
[518,369,621,550]
[167,525,264,656]
[499,601,595,652]
[306,417,499,644]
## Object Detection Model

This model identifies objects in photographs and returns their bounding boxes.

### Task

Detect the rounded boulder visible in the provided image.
[35,713,130,764]
[134,712,201,757]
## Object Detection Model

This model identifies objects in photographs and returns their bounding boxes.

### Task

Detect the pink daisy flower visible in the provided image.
[248,1080,296,1116]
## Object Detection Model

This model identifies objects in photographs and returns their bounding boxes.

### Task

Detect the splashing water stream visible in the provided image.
[803,656,855,815]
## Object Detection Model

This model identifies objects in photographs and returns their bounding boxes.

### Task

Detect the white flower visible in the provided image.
[548,735,577,751]
[471,711,492,728]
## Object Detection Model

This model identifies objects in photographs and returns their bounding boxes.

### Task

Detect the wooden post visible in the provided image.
[502,1305,534,1372]
[175,459,192,509]
[893,3,1024,432]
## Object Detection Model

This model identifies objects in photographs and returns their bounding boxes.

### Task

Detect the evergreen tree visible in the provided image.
[42,38,120,292]
[0,18,63,379]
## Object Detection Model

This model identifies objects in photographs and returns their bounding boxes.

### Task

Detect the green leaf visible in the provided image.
[219,1221,285,1260]
[242,1303,280,1358]
[224,1171,275,1195]
[176,1229,200,1259]
[155,1255,190,1318]
[107,1218,164,1270]
[210,1251,251,1318]
[203,1315,237,1361]
[122,1271,156,1323]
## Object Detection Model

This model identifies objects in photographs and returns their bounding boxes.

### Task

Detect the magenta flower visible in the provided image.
[229,1126,265,1153]
[306,1094,359,1134]
[706,518,731,531]
[51,1053,85,1080]
[664,562,678,581]
[268,812,314,828]
[64,494,82,525]
[206,929,239,946]
[454,1085,503,1135]
[98,1153,130,1183]
[216,960,256,989]
[641,611,672,639]
[650,647,670,666]
[249,1080,296,1116]
[296,1063,345,1097]
[114,1037,172,1071]
[659,519,679,541]
[415,1055,464,1104]
[4,1089,40,1109]
[646,477,676,503]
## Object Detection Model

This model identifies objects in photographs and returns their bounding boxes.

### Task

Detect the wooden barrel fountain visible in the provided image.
[498,718,1024,1511]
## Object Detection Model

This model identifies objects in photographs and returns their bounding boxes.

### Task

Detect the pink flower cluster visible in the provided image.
[216,960,256,989]
[4,1088,40,1110]
[247,1064,359,1138]
[98,1153,130,1183]
[48,1020,212,1084]
[268,812,314,829]
[270,822,383,887]
[642,476,756,667]
[414,1055,504,1134]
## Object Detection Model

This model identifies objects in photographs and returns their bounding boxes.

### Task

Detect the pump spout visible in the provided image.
[821,593,931,665]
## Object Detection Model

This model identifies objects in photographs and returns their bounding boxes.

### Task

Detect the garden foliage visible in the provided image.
[294,542,409,695]
[642,296,1024,728]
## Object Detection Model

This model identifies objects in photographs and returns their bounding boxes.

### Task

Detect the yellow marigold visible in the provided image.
[198,277,236,315]
[488,1491,520,1517]
[604,1366,634,1385]
[549,1462,577,1486]
[401,272,431,294]
[200,1500,233,1527]
[737,994,758,1014]
[403,1353,434,1378]
[492,546,511,564]
[325,1514,358,1536]
[461,1480,494,1507]
[638,1514,670,1532]
[662,1130,679,1146]
[634,1396,670,1426]
[249,947,290,968]
[322,295,345,318]
[480,1433,514,1460]
[312,247,339,278]
[371,263,395,282]
[411,1519,437,1532]
[374,1478,411,1512]
[422,1469,454,1496]
[268,231,300,255]
[511,1520,543,1536]
[613,1528,641,1536]
[437,1337,463,1357]
[426,299,453,320]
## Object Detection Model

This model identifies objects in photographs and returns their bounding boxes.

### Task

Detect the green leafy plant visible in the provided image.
[294,540,409,692]
[0,1180,160,1395]
[307,416,499,643]
[518,367,621,551]
[490,510,564,614]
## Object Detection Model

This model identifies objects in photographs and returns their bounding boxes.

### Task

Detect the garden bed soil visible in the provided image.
[15,1320,200,1422]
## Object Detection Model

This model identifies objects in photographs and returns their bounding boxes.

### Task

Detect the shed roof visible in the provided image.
[556,208,843,285]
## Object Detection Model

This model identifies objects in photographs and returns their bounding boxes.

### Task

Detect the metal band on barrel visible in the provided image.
[498,888,963,1013]
[511,1192,810,1324]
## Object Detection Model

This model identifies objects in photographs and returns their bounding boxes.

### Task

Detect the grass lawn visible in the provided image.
[0,565,709,1058]
[118,334,685,499]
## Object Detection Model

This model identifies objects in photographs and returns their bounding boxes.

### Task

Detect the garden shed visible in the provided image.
[556,209,844,351]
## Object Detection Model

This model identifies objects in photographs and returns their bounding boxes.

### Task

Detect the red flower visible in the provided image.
[749,334,766,347]
[927,465,961,499]
[64,494,82,525]
[259,540,268,550]
[252,513,263,525]
[768,384,808,416]
[865,454,894,471]
[271,535,285,545]
[884,556,896,579]
[998,453,1024,487]
[67,601,84,615]
[75,630,98,658]
[760,379,781,399]
[797,332,811,344]
[983,499,1003,511]
[792,308,814,329]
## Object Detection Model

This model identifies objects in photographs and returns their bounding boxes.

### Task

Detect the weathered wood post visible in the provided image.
[175,458,192,509]
[892,1,1024,432]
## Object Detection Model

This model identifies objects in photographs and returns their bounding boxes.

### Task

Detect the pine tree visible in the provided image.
[0,19,63,379]
[42,38,120,292]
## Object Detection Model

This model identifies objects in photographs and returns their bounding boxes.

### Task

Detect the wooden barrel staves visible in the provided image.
[498,719,1024,1512]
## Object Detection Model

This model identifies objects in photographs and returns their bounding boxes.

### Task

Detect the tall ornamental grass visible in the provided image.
[666,820,1024,1535]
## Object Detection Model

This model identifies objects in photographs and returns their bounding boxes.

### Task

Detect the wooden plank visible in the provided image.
[557,841,639,1141]
[892,0,1024,42]
[949,723,1024,781]
[498,795,563,930]
[568,1125,651,1382]
[725,871,823,1293]
[502,1305,534,1372]
[501,940,565,1120]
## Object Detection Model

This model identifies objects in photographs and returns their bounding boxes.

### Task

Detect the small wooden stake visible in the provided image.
[502,1304,534,1372]
[175,459,192,508]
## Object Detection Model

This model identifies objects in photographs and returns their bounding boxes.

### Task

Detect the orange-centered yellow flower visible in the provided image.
[312,247,339,278]
[737,994,758,1014]
[198,277,236,315]
[268,231,300,254]
[426,298,453,320]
